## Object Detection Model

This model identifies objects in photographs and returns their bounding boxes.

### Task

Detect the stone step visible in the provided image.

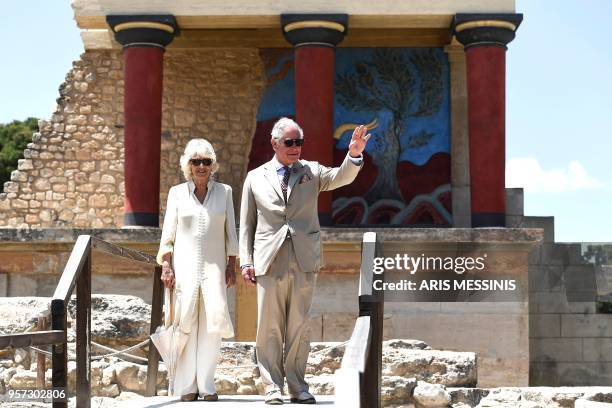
[448,386,612,408]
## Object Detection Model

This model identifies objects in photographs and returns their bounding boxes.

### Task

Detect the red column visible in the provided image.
[107,15,178,227]
[453,13,522,227]
[295,47,335,224]
[282,14,348,225]
[123,48,164,226]
[466,46,506,227]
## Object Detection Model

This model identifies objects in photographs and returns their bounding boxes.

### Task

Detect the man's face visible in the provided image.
[272,126,303,166]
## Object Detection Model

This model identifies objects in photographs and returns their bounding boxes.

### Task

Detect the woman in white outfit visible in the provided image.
[157,139,239,401]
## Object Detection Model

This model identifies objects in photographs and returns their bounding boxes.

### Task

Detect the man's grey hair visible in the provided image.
[179,138,219,181]
[270,117,304,142]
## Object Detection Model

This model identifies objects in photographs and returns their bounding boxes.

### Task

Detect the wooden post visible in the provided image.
[36,315,47,388]
[146,265,164,396]
[235,263,257,341]
[360,294,383,408]
[76,252,92,408]
[51,298,67,408]
[358,233,383,408]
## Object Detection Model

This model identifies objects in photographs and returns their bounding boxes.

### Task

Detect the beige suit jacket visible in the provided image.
[239,153,361,276]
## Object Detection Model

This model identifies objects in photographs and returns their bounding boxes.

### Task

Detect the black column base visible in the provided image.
[472,212,506,227]
[124,212,159,227]
[319,211,332,226]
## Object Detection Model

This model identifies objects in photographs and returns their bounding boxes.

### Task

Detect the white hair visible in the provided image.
[179,138,219,181]
[270,117,304,142]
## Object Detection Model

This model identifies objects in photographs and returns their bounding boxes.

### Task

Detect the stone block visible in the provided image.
[309,315,323,342]
[531,291,571,314]
[530,314,561,338]
[506,215,523,228]
[562,314,612,337]
[531,337,582,362]
[528,244,542,265]
[478,355,529,387]
[33,179,51,191]
[25,214,39,224]
[9,370,38,389]
[439,301,526,314]
[567,302,597,314]
[91,275,153,303]
[541,243,568,266]
[0,274,7,297]
[7,274,39,296]
[18,159,34,170]
[565,265,597,302]
[310,274,358,315]
[12,199,28,209]
[567,243,584,265]
[583,338,612,362]
[389,313,528,361]
[522,216,555,243]
[531,362,612,386]
[413,381,451,407]
[529,266,564,292]
[88,194,108,208]
[388,302,442,314]
[322,313,357,342]
[505,187,524,216]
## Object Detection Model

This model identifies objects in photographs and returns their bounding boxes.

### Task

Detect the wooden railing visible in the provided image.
[335,232,384,407]
[0,235,163,408]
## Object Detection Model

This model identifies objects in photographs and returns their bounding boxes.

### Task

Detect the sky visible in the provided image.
[0,0,610,242]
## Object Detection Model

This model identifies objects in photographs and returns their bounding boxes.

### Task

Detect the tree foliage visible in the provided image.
[0,118,38,186]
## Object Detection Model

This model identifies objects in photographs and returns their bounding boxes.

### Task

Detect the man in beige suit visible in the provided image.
[240,117,370,405]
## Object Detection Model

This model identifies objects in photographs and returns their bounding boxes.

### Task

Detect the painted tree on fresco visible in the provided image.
[336,49,443,203]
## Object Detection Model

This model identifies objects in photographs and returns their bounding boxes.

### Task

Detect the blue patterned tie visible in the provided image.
[281,166,290,202]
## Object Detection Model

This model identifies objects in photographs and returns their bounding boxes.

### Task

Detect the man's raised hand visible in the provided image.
[348,124,371,157]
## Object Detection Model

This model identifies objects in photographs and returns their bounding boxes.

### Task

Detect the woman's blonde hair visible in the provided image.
[179,139,219,181]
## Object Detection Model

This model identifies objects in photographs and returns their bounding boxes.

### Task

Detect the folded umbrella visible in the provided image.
[150,288,189,395]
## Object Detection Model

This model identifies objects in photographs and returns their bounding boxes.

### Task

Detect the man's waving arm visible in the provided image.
[319,125,371,192]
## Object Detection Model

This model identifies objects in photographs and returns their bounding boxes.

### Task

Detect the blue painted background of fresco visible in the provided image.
[254,48,452,226]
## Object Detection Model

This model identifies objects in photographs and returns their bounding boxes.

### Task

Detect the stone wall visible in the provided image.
[528,229,612,385]
[0,49,265,228]
[506,188,612,386]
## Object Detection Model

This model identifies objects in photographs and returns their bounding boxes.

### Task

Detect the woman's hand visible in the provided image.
[161,261,175,289]
[226,256,237,288]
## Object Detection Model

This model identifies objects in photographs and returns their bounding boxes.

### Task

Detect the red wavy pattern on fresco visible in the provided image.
[332,150,450,204]
[396,152,451,203]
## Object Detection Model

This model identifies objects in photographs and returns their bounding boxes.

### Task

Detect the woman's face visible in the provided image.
[190,155,213,182]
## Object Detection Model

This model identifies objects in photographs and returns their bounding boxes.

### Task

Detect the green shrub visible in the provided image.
[0,118,39,187]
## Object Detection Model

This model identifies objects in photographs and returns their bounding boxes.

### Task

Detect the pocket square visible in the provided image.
[299,174,312,184]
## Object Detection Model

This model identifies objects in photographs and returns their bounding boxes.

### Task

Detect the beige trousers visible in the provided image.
[256,239,317,396]
[172,290,222,397]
